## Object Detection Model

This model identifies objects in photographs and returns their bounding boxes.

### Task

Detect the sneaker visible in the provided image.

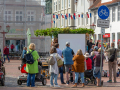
[107,80,112,83]
[66,81,69,85]
[50,85,54,87]
[54,85,60,87]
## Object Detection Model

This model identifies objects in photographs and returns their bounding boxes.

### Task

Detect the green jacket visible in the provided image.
[26,50,39,74]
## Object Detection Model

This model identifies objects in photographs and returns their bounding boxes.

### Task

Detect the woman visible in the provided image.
[72,49,85,88]
[26,43,39,87]
[49,47,61,87]
[93,48,104,86]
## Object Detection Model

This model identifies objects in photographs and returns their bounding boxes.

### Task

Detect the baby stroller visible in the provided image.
[17,61,47,86]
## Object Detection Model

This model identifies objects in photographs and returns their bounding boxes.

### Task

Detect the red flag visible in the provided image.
[78,14,80,17]
[62,15,64,18]
[71,15,73,19]
[87,13,89,18]
[51,21,53,23]
[66,14,68,17]
[53,14,55,18]
[74,13,76,17]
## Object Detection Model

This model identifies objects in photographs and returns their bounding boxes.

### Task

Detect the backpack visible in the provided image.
[25,50,34,64]
[47,56,55,65]
[109,49,116,62]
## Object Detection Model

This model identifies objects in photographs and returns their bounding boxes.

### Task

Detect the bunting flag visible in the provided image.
[81,14,83,18]
[66,14,68,17]
[90,13,92,18]
[78,14,80,17]
[74,13,76,17]
[73,15,75,20]
[71,15,73,19]
[62,15,64,18]
[53,14,55,18]
[51,21,53,23]
[69,13,71,17]
[65,15,67,19]
[87,13,89,18]
[54,21,55,24]
[56,15,58,19]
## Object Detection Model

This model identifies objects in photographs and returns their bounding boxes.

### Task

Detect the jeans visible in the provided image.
[59,66,64,83]
[50,73,58,85]
[93,67,101,79]
[75,72,84,83]
[4,54,10,62]
[27,73,35,87]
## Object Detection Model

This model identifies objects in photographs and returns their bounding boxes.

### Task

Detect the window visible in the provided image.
[56,2,57,11]
[59,0,60,10]
[118,6,120,21]
[61,0,63,10]
[15,11,23,24]
[68,16,70,25]
[94,11,97,24]
[78,17,80,25]
[65,0,67,9]
[112,7,115,22]
[54,2,55,11]
[5,10,12,23]
[27,10,35,24]
[68,0,70,8]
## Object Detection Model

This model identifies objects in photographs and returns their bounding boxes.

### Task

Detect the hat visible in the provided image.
[84,53,91,58]
[94,46,98,50]
[66,42,70,45]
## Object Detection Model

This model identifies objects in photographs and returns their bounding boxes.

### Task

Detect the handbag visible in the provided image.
[109,49,116,62]
[47,56,55,65]
[55,54,63,67]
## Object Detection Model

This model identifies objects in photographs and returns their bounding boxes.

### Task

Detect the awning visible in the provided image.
[103,34,110,38]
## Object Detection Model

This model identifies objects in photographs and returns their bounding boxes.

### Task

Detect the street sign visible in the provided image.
[97,19,109,28]
[101,28,105,35]
[98,5,109,19]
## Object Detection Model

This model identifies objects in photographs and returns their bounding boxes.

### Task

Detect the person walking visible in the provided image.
[11,43,14,52]
[106,43,120,83]
[87,39,95,53]
[21,47,27,67]
[3,46,10,63]
[54,43,66,84]
[89,45,94,54]
[93,48,104,86]
[49,47,61,87]
[72,49,85,88]
[26,43,39,87]
[62,42,75,85]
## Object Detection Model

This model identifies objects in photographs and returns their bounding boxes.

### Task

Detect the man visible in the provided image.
[87,39,95,53]
[54,43,66,84]
[62,42,75,85]
[4,46,10,63]
[105,42,110,62]
[89,45,94,54]
[106,43,120,83]
[11,43,14,52]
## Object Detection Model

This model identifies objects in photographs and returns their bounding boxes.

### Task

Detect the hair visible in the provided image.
[29,43,35,50]
[76,49,83,55]
[111,42,114,47]
[23,47,27,50]
[54,43,59,48]
[66,44,70,47]
[92,45,94,48]
[98,48,103,53]
[50,47,57,54]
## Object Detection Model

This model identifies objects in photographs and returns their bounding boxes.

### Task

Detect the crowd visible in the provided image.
[17,38,120,88]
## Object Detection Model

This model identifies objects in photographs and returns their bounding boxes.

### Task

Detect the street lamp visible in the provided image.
[90,23,96,43]
[0,25,10,54]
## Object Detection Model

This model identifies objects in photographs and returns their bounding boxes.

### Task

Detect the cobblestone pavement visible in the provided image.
[1,60,120,90]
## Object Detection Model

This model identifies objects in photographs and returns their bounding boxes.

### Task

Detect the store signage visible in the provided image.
[118,39,120,42]
[103,34,110,38]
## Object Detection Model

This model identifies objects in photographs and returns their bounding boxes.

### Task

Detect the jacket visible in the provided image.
[62,47,73,65]
[11,44,14,49]
[86,58,92,70]
[4,47,9,55]
[26,50,39,74]
[106,47,120,60]
[72,55,85,72]
[87,40,95,52]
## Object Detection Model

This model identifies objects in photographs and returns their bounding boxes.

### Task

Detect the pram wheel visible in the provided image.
[42,78,47,85]
[84,78,89,85]
[17,80,22,85]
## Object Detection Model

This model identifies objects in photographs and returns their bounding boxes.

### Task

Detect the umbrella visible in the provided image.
[27,28,31,51]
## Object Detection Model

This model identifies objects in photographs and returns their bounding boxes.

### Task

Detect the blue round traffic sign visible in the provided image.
[98,5,109,19]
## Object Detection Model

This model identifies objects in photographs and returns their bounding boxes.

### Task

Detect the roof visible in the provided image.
[89,0,120,9]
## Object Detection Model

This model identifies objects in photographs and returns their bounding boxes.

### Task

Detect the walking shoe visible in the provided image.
[107,80,112,83]
[50,85,54,87]
[54,85,60,87]
[61,82,66,84]
[72,83,77,88]
[66,81,69,85]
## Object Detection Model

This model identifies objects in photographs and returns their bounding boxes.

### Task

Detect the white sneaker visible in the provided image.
[54,85,60,87]
[50,85,54,87]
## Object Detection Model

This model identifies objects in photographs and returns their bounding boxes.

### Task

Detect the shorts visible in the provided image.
[64,65,72,72]
[93,67,101,79]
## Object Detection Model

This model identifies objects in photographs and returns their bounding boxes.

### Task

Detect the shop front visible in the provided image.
[103,33,110,43]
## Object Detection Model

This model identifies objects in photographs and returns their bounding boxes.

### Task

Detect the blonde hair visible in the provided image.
[29,43,35,50]
[98,48,103,53]
[77,49,83,55]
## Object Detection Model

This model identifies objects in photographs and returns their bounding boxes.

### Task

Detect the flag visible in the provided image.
[81,14,83,18]
[71,15,73,19]
[54,21,55,24]
[65,15,67,19]
[78,14,80,17]
[66,14,68,17]
[74,13,76,17]
[56,15,58,19]
[51,21,53,23]
[73,15,75,20]
[62,15,64,18]
[90,13,92,18]
[53,14,55,18]
[69,13,71,17]
[87,13,89,18]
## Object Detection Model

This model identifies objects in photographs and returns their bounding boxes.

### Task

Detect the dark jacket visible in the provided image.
[90,56,94,69]
[4,47,9,55]
[87,40,94,52]
[93,53,104,67]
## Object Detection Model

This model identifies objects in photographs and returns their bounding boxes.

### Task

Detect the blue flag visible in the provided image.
[81,14,83,18]
[54,21,55,24]
[73,15,75,20]
[90,13,92,18]
[69,13,71,17]
[65,15,67,19]
[56,15,58,19]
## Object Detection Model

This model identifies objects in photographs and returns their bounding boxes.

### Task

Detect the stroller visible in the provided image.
[17,61,47,86]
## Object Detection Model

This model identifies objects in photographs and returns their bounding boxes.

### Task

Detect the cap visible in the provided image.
[66,42,70,45]
[94,46,98,50]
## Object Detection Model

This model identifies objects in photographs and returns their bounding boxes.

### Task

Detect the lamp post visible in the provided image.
[90,23,96,43]
[0,25,10,54]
